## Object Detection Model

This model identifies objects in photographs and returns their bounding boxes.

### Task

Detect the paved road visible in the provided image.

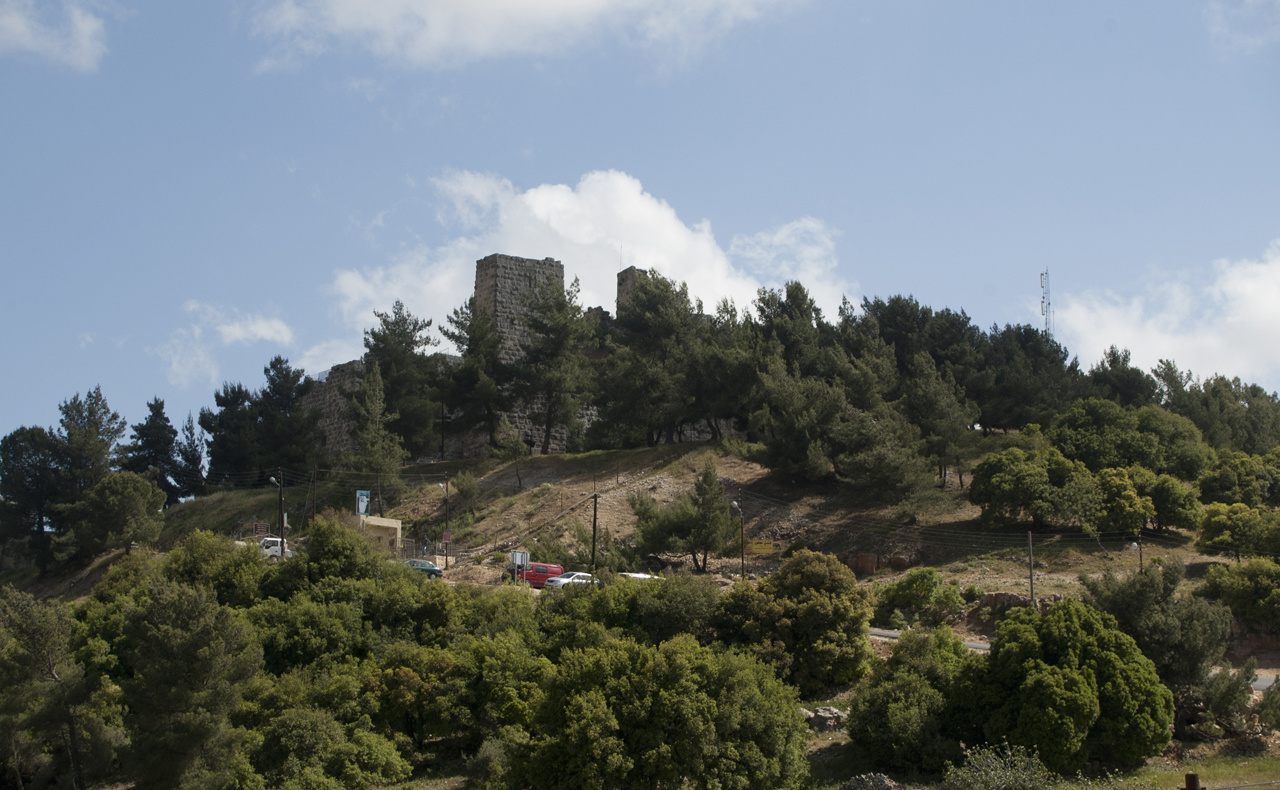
[867,627,1278,690]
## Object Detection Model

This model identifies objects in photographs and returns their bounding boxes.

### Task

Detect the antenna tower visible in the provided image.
[1040,268,1053,337]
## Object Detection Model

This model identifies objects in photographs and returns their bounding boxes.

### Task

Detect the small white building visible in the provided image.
[358,515,402,552]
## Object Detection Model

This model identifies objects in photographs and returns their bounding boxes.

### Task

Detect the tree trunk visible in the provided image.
[541,404,556,455]
[706,416,721,441]
[64,714,84,790]
[9,733,27,790]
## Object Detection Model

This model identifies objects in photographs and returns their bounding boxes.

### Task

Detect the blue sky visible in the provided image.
[4,0,1280,440]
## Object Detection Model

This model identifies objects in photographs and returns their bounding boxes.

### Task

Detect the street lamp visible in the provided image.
[269,470,286,556]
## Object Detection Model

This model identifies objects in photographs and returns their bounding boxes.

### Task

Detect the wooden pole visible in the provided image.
[1183,773,1200,790]
[1028,531,1035,605]
[277,467,286,555]
[739,486,745,580]
[591,493,599,573]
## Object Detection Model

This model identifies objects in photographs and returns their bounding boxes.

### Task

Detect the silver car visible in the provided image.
[543,571,597,589]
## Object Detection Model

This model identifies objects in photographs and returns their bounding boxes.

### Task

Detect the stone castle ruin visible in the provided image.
[304,253,637,460]
[474,254,565,365]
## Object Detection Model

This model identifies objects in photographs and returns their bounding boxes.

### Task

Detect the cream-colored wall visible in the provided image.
[358,515,402,552]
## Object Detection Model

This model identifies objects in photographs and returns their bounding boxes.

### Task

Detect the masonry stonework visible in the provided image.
[616,265,641,317]
[299,358,365,458]
[474,254,564,365]
[309,254,636,460]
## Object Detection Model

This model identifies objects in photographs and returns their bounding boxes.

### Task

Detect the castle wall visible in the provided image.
[474,254,564,365]
[308,253,619,461]
[616,265,642,317]
[299,358,365,458]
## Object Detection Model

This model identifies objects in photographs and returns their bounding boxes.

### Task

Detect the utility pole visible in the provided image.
[1028,531,1035,604]
[274,468,286,554]
[731,493,744,580]
[591,493,599,573]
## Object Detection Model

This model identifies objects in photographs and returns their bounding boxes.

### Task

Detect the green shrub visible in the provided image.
[523,636,809,790]
[952,600,1173,772]
[943,743,1059,790]
[1200,558,1280,631]
[1197,658,1256,735]
[874,568,966,627]
[452,471,481,504]
[846,626,977,771]
[1258,677,1280,731]
[1081,559,1231,689]
[715,551,873,697]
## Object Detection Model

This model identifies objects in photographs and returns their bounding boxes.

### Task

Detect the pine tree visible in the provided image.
[364,300,442,460]
[173,413,206,498]
[441,297,512,447]
[122,398,180,505]
[348,363,408,512]
[517,277,594,454]
[55,386,126,497]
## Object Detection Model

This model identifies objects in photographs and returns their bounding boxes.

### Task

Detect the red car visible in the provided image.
[502,562,564,589]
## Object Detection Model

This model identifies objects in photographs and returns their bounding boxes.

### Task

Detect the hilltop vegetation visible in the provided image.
[11,275,1280,787]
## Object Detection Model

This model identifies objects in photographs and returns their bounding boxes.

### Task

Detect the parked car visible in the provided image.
[619,572,660,581]
[258,537,292,561]
[404,558,443,579]
[502,562,565,589]
[544,571,597,589]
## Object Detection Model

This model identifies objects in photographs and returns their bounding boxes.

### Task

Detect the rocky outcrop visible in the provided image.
[802,706,848,732]
[978,591,1063,614]
[838,774,898,790]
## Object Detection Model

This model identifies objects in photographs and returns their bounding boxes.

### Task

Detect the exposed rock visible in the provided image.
[805,706,848,732]
[978,591,1063,613]
[839,774,898,790]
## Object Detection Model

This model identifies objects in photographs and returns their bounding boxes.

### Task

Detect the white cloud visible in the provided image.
[1057,240,1280,389]
[729,217,851,319]
[1207,0,1280,54]
[297,337,365,378]
[156,325,220,389]
[154,302,296,388]
[0,0,107,71]
[327,169,852,359]
[217,315,295,345]
[251,0,803,69]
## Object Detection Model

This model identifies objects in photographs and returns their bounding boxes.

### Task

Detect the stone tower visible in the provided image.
[616,265,642,319]
[473,254,564,364]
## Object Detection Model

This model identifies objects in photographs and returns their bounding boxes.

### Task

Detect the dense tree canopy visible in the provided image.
[121,398,180,505]
[364,300,442,460]
[953,599,1173,772]
[515,277,595,454]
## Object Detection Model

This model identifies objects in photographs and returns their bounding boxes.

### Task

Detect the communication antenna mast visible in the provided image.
[1040,268,1053,338]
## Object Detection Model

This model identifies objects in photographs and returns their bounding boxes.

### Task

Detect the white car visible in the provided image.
[543,571,597,589]
[259,537,293,561]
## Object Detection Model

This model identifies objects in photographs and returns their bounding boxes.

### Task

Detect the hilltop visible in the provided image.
[50,440,1248,662]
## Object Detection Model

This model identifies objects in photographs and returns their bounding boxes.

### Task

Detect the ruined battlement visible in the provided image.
[474,254,565,365]
[309,254,647,459]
